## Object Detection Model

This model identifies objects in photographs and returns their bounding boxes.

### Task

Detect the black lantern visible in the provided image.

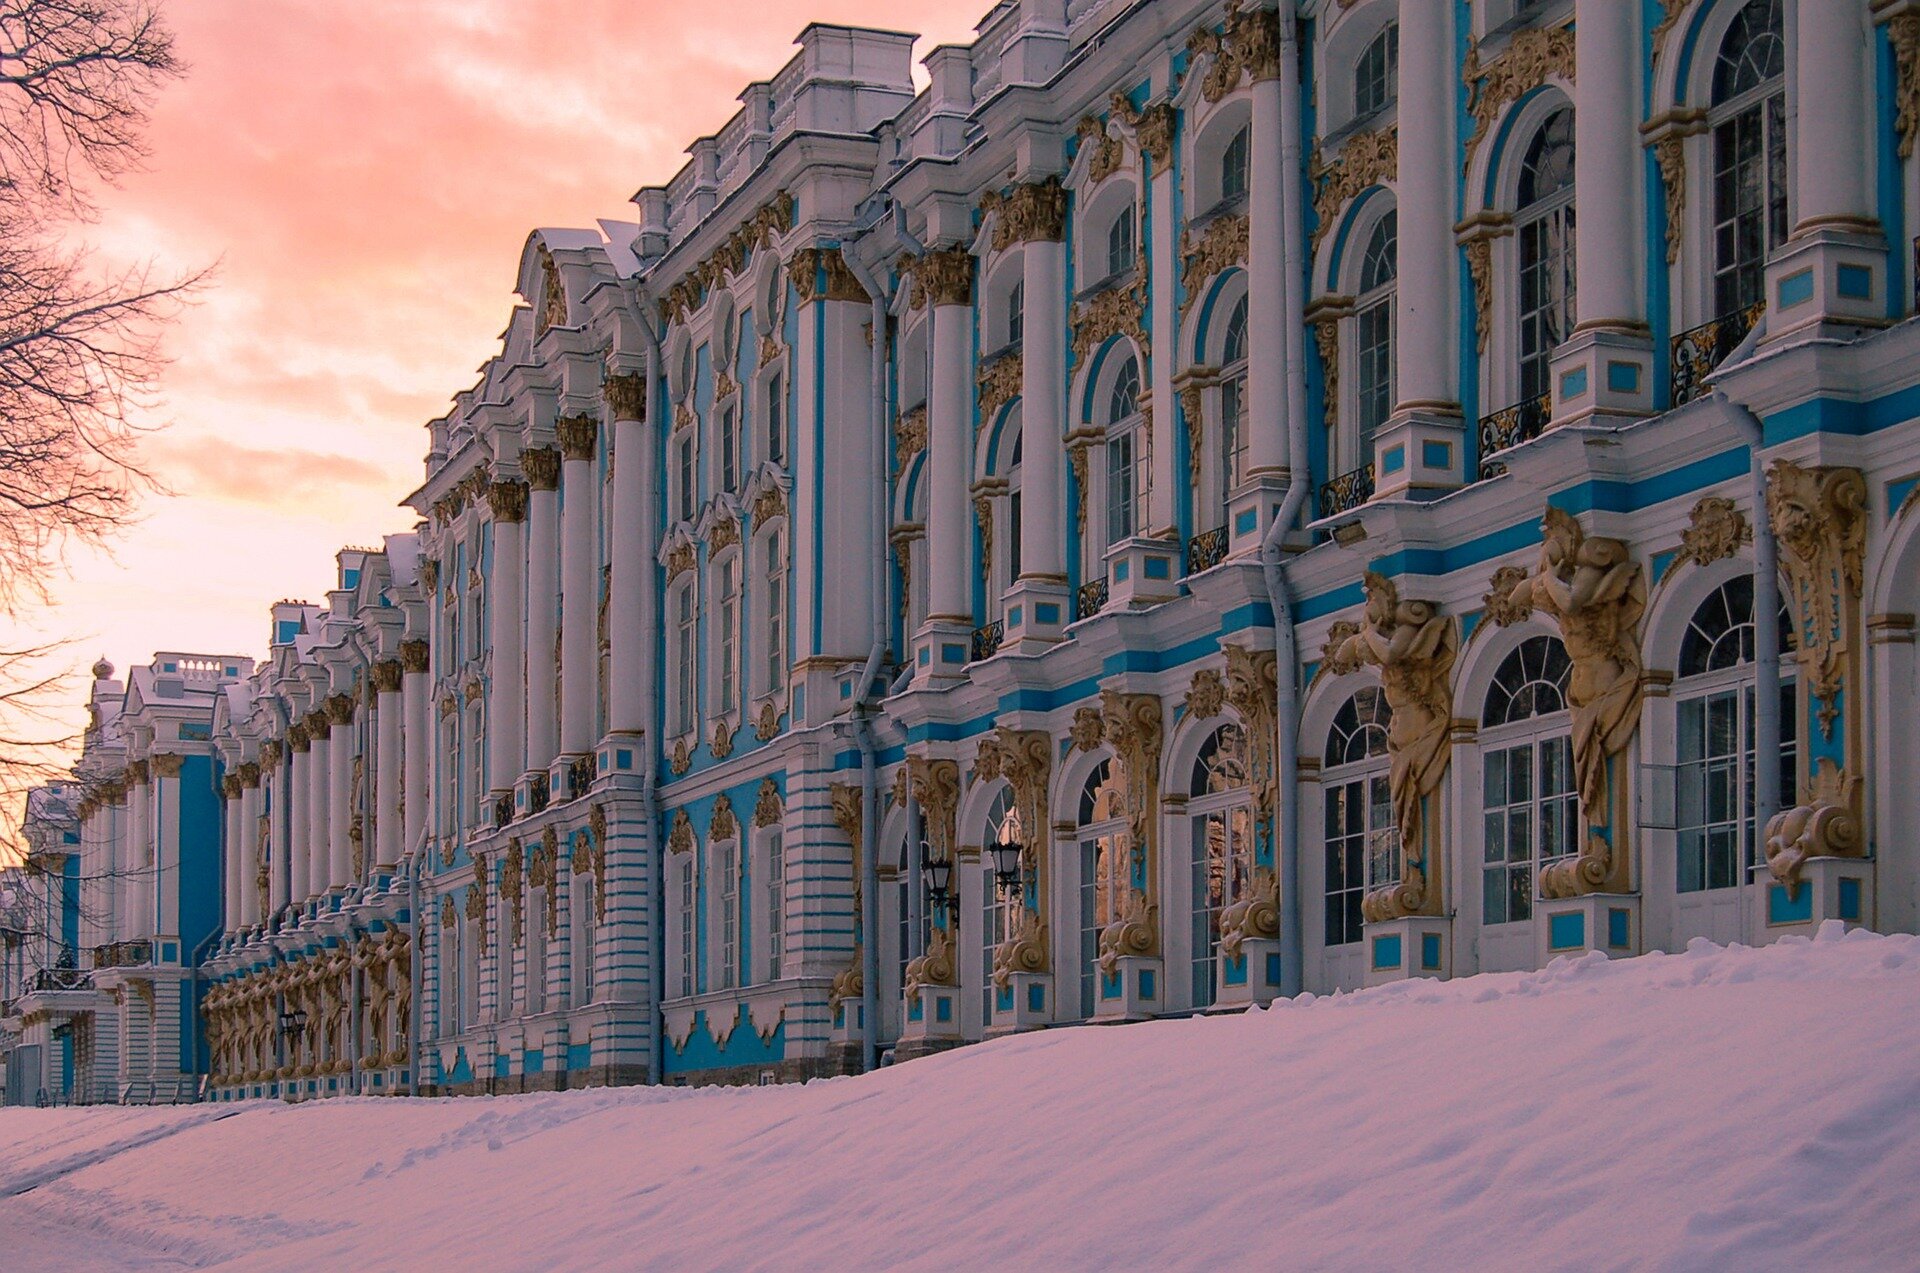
[988,833,1024,895]
[919,838,957,917]
[278,1007,307,1043]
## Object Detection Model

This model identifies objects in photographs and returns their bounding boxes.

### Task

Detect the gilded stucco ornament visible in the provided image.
[533,827,559,938]
[441,894,457,930]
[1185,1,1282,102]
[1071,277,1150,363]
[979,177,1067,250]
[1324,574,1457,921]
[466,853,490,946]
[666,542,696,582]
[556,415,598,462]
[535,245,567,334]
[750,484,787,530]
[1217,867,1278,958]
[903,925,958,997]
[1464,235,1495,354]
[753,777,783,828]
[1095,691,1165,970]
[1110,94,1175,169]
[486,479,528,523]
[1185,667,1226,720]
[1223,644,1278,818]
[710,793,739,842]
[502,838,525,945]
[604,372,647,422]
[754,699,781,742]
[981,727,1052,983]
[667,808,694,855]
[1888,13,1920,160]
[828,782,865,1014]
[1678,496,1750,568]
[1314,317,1340,431]
[902,246,974,311]
[669,737,691,776]
[657,191,795,326]
[1462,24,1575,179]
[1309,127,1397,255]
[1482,563,1535,628]
[787,245,870,305]
[589,803,610,919]
[1178,214,1248,321]
[1506,509,1645,898]
[1765,759,1863,890]
[1074,114,1125,185]
[151,752,184,779]
[1069,705,1106,753]
[1766,460,1866,740]
[977,351,1023,424]
[708,515,739,553]
[894,405,927,476]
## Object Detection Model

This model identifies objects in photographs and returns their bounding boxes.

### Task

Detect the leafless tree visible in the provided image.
[0,1,199,854]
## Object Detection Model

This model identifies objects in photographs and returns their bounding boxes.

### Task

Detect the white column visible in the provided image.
[1572,0,1641,329]
[401,639,431,858]
[271,742,294,918]
[374,660,404,872]
[557,416,599,757]
[124,766,149,939]
[302,713,328,902]
[1392,0,1456,411]
[326,695,353,891]
[1020,214,1067,582]
[222,774,242,934]
[239,767,263,928]
[1245,54,1287,473]
[150,754,181,937]
[486,480,527,791]
[522,450,560,771]
[925,248,975,624]
[1145,127,1179,536]
[605,373,648,736]
[1794,2,1872,232]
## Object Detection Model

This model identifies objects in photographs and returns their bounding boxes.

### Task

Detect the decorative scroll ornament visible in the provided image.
[992,908,1051,989]
[977,351,1023,423]
[667,808,694,855]
[1184,667,1226,721]
[1462,24,1575,179]
[750,484,787,530]
[908,756,961,863]
[828,782,864,1013]
[502,838,525,944]
[1185,1,1283,103]
[903,925,958,996]
[894,405,927,475]
[1314,316,1340,431]
[603,372,647,422]
[522,447,560,492]
[1483,563,1535,627]
[1109,94,1175,169]
[753,777,783,828]
[1888,13,1920,160]
[666,542,696,581]
[1178,214,1249,320]
[1507,509,1645,898]
[1464,235,1495,354]
[1096,691,1165,968]
[979,177,1067,250]
[1324,574,1457,921]
[1767,461,1867,740]
[981,728,1052,983]
[1074,114,1125,185]
[657,191,796,325]
[1071,277,1150,363]
[1217,866,1279,957]
[1765,759,1863,890]
[535,245,567,334]
[1223,645,1278,818]
[1678,496,1750,569]
[1309,128,1397,254]
[1655,134,1687,266]
[531,829,559,938]
[755,699,781,741]
[466,854,490,946]
[903,246,974,310]
[710,717,735,761]
[589,803,609,917]
[710,793,739,842]
[788,245,870,305]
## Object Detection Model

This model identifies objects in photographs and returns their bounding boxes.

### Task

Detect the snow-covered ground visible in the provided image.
[3,924,1917,1271]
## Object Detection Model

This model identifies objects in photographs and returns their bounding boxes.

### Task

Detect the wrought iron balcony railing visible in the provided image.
[30,967,93,993]
[570,754,596,796]
[1076,577,1109,621]
[970,620,1004,663]
[91,940,151,970]
[1477,393,1552,479]
[1669,301,1763,408]
[1185,524,1229,576]
[1319,463,1376,519]
[527,773,549,817]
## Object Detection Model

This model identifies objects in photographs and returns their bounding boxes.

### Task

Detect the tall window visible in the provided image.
[1221,126,1250,203]
[1078,759,1130,1018]
[675,856,695,998]
[716,555,739,716]
[1355,211,1397,462]
[673,582,696,736]
[763,529,786,697]
[1189,724,1252,1006]
[1480,636,1576,926]
[571,870,595,1006]
[1710,0,1787,318]
[982,788,1021,1021]
[1675,577,1795,893]
[441,923,462,1034]
[1006,280,1024,347]
[717,841,738,991]
[1354,23,1399,119]
[719,402,739,492]
[1323,688,1392,948]
[1220,295,1250,506]
[1517,108,1576,403]
[1106,207,1136,278]
[525,883,546,1014]
[765,830,785,980]
[1006,431,1024,587]
[676,434,696,523]
[460,913,480,1029]
[766,371,786,466]
[1105,355,1145,546]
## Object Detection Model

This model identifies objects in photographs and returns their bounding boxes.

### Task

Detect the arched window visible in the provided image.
[1354,23,1399,119]
[1480,635,1575,928]
[571,867,595,1005]
[714,552,739,716]
[762,527,787,699]
[1188,723,1251,1007]
[673,853,695,998]
[1322,687,1391,948]
[1710,0,1787,319]
[671,579,697,736]
[713,835,740,991]
[764,369,786,467]
[718,401,739,492]
[1006,429,1024,588]
[1517,108,1576,403]
[1674,576,1796,894]
[1075,758,1130,1019]
[1107,206,1137,278]
[1221,126,1250,203]
[1105,355,1145,546]
[980,786,1020,1022]
[675,432,697,523]
[1220,295,1250,509]
[1355,211,1397,464]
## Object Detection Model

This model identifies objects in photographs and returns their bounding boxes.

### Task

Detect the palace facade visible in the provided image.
[9,0,1920,1099]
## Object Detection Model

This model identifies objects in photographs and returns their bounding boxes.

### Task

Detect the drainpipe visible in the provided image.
[1713,391,1782,919]
[633,320,667,1088]
[841,243,893,1074]
[1257,2,1309,998]
[405,846,420,1095]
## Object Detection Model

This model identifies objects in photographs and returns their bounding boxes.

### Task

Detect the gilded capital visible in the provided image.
[126,758,149,786]
[985,177,1067,250]
[326,693,356,726]
[305,709,331,738]
[522,446,561,491]
[788,246,870,305]
[259,740,284,767]
[151,752,184,780]
[238,761,262,789]
[603,372,647,422]
[487,479,529,523]
[912,247,975,309]
[372,659,404,694]
[556,416,598,462]
[287,723,310,752]
[400,638,431,674]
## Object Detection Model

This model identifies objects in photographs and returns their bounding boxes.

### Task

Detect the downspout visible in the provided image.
[1712,388,1782,923]
[841,244,892,1075]
[406,846,420,1095]
[1258,2,1309,998]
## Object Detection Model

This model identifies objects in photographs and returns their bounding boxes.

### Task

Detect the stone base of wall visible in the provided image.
[824,1041,865,1077]
[668,1055,844,1088]
[441,1062,652,1098]
[893,1036,969,1064]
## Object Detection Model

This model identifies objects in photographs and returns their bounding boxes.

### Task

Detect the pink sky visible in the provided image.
[20,0,982,738]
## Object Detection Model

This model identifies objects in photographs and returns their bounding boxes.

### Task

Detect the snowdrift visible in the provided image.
[3,924,1917,1271]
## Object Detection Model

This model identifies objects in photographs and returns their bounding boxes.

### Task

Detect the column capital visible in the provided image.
[126,758,149,786]
[238,761,262,789]
[905,246,975,310]
[151,752,184,780]
[259,740,284,767]
[556,416,598,461]
[486,479,529,523]
[325,693,356,726]
[983,177,1067,250]
[400,638,431,674]
[787,246,870,305]
[288,724,311,753]
[523,446,561,491]
[603,372,647,422]
[372,659,405,694]
[304,709,331,739]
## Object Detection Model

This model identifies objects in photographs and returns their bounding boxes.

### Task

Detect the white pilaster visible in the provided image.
[913,247,977,680]
[1005,190,1071,650]
[272,745,294,918]
[223,776,242,934]
[605,374,649,738]
[239,770,263,928]
[523,450,561,772]
[374,661,404,872]
[557,416,599,758]
[401,640,431,859]
[486,481,527,794]
[327,696,353,892]
[303,716,328,903]
[125,767,150,939]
